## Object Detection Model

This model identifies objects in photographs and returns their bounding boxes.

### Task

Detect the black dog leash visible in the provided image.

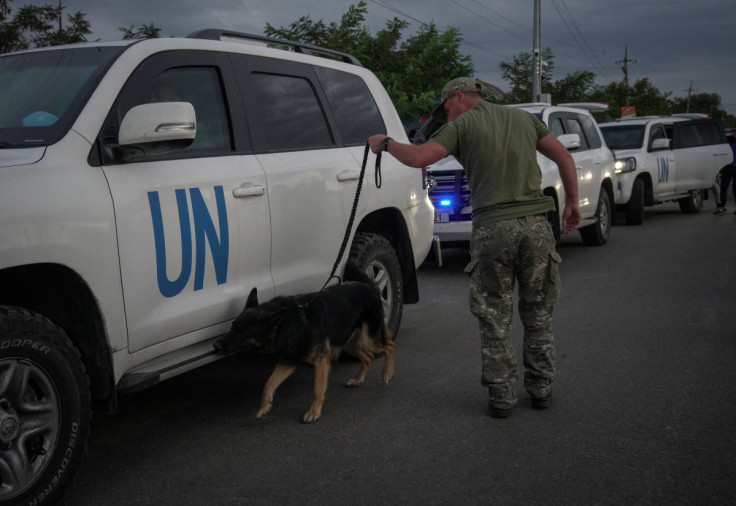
[296,141,381,314]
[322,141,381,289]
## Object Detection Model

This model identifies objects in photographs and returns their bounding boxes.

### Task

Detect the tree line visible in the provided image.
[2,0,733,127]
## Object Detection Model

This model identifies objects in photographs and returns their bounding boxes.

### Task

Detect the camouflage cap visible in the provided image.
[430,77,484,123]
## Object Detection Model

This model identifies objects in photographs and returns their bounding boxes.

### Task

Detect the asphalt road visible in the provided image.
[62,202,736,506]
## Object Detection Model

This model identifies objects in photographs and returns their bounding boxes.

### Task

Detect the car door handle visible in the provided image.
[337,170,360,182]
[576,165,583,171]
[232,183,265,198]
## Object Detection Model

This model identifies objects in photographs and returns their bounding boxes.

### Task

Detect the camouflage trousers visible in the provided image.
[465,214,561,409]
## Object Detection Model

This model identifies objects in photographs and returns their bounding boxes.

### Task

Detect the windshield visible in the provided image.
[0,46,126,148]
[600,125,645,150]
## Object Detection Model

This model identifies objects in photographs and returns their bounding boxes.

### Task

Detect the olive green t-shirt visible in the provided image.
[430,101,555,226]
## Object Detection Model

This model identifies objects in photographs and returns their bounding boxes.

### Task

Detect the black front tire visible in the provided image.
[626,178,645,225]
[347,233,403,337]
[0,306,91,505]
[580,188,612,246]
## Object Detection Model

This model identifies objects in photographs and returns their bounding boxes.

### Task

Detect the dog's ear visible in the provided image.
[245,287,259,309]
[266,306,288,324]
[256,306,288,341]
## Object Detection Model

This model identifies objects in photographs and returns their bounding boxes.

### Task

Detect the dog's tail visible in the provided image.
[342,261,373,285]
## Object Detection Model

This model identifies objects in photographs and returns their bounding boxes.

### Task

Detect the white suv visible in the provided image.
[0,30,433,504]
[599,115,730,224]
[421,103,616,250]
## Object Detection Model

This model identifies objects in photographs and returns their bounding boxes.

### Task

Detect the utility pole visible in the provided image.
[685,81,695,113]
[616,45,636,106]
[532,0,541,102]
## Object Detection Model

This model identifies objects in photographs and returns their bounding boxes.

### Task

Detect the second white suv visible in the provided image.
[599,115,730,224]
[421,102,616,248]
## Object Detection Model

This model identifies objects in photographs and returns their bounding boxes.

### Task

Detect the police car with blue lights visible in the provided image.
[599,115,730,224]
[0,30,433,504]
[421,102,617,250]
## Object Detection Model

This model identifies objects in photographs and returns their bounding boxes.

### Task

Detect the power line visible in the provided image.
[471,0,529,32]
[366,0,428,28]
[471,0,586,53]
[627,47,696,91]
[450,0,590,66]
[367,0,509,60]
[470,0,617,79]
[550,0,615,80]
[451,0,529,42]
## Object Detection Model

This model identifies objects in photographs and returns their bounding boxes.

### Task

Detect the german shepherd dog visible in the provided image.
[213,264,395,423]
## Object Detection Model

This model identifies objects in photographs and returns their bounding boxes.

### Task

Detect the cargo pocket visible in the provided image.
[544,251,562,306]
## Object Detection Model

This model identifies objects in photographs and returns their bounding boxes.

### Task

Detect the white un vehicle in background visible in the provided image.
[420,102,616,252]
[599,115,730,224]
[0,30,433,504]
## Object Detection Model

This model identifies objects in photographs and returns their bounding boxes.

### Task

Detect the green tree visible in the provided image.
[119,23,161,40]
[670,92,720,116]
[547,70,596,104]
[0,0,90,53]
[494,48,736,125]
[589,78,672,117]
[264,1,473,120]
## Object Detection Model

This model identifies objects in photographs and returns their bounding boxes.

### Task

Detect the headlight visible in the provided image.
[614,157,636,173]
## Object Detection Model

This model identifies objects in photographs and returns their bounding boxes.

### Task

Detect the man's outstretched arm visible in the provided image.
[368,134,448,169]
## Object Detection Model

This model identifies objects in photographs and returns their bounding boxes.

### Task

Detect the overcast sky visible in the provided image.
[20,0,736,116]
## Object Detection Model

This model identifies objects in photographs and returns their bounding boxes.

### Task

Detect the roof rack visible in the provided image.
[510,102,552,108]
[672,113,710,119]
[615,115,697,122]
[186,29,363,66]
[557,102,609,112]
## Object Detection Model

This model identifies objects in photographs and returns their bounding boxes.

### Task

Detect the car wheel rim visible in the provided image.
[365,260,393,325]
[692,191,702,207]
[0,358,60,501]
[599,198,610,236]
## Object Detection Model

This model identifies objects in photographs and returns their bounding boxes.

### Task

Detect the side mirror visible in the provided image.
[118,102,196,156]
[558,133,581,151]
[650,138,670,151]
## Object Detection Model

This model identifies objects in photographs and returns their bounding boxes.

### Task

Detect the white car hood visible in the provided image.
[611,148,641,158]
[427,155,463,171]
[0,147,46,168]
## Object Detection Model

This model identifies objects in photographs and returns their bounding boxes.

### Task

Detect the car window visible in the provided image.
[142,68,230,151]
[314,67,385,146]
[100,54,234,165]
[548,116,565,137]
[0,46,126,147]
[647,125,667,150]
[693,121,724,146]
[249,72,333,151]
[578,114,602,149]
[564,117,589,150]
[600,125,645,149]
[675,121,725,149]
[676,123,703,148]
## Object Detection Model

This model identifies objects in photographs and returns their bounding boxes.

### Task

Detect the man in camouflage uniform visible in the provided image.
[369,77,581,417]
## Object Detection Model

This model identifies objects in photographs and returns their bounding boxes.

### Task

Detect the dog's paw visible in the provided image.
[382,373,393,385]
[345,378,364,387]
[256,403,272,419]
[302,411,321,423]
